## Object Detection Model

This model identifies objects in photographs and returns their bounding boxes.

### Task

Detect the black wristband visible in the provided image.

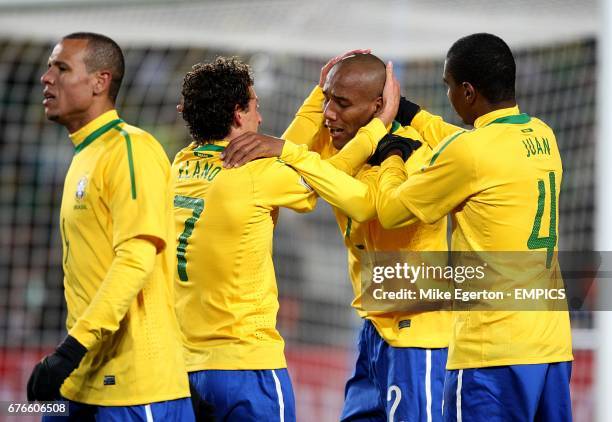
[395,97,421,126]
[27,335,87,401]
[368,134,422,166]
[56,335,87,365]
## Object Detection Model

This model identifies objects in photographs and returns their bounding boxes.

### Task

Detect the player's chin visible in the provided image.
[44,109,60,122]
[331,135,351,150]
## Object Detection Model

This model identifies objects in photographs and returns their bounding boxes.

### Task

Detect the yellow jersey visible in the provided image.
[377,106,573,368]
[172,140,316,371]
[281,86,451,348]
[59,110,190,405]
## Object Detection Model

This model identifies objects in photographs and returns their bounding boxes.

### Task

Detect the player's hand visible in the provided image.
[319,49,371,87]
[395,97,421,126]
[27,335,87,402]
[221,132,285,168]
[368,133,422,165]
[376,61,400,127]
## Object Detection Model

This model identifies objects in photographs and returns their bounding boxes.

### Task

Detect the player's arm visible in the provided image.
[281,82,337,156]
[252,159,318,213]
[376,155,419,228]
[67,133,170,349]
[395,97,462,149]
[68,239,157,347]
[281,85,326,151]
[280,131,385,222]
[281,113,388,173]
[377,132,475,229]
[27,131,170,401]
[278,126,422,222]
[223,117,388,222]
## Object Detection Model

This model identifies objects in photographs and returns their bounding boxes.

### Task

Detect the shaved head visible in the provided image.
[332,54,386,101]
[323,53,387,149]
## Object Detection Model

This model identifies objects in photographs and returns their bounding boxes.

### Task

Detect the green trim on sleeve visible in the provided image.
[113,126,137,200]
[390,120,401,133]
[345,217,352,239]
[74,119,123,154]
[428,130,466,166]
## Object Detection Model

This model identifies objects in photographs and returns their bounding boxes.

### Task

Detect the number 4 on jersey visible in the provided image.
[527,171,557,268]
[174,195,204,281]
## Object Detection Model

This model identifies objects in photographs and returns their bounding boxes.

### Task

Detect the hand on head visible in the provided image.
[319,49,371,88]
[376,62,400,127]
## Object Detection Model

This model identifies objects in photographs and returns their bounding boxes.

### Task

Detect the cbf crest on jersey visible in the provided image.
[76,176,88,201]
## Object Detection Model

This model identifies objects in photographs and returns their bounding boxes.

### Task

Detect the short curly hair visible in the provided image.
[446,33,515,103]
[181,57,253,143]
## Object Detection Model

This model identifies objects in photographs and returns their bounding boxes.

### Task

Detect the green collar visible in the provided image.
[194,144,226,152]
[485,113,531,126]
[74,119,124,154]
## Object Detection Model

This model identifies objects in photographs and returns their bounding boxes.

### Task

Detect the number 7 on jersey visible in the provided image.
[174,195,205,281]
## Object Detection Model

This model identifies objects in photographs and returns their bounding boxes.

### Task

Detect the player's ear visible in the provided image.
[233,104,244,128]
[373,95,383,114]
[92,70,112,97]
[462,82,476,105]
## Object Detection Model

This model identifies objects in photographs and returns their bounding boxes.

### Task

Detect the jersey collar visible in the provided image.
[192,140,228,157]
[69,110,123,152]
[473,105,522,129]
[194,140,228,150]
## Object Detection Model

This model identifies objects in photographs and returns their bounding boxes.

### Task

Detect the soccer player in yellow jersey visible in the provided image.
[172,57,320,421]
[374,34,573,421]
[27,33,195,421]
[223,54,452,421]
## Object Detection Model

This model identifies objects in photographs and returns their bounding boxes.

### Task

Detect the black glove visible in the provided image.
[368,134,422,166]
[189,382,217,422]
[27,335,87,402]
[395,96,421,126]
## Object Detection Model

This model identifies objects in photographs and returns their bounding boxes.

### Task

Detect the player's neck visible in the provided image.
[65,101,116,134]
[479,100,517,117]
[470,99,517,126]
[226,126,248,142]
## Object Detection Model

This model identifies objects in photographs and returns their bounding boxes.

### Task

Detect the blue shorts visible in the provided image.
[41,397,194,421]
[443,361,573,422]
[341,319,448,422]
[189,368,295,421]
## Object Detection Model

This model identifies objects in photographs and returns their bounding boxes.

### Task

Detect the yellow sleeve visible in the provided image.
[283,117,386,176]
[378,133,475,228]
[106,128,171,252]
[355,165,380,193]
[376,156,420,228]
[411,109,463,149]
[68,237,156,349]
[276,142,377,222]
[251,159,317,212]
[282,85,328,153]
